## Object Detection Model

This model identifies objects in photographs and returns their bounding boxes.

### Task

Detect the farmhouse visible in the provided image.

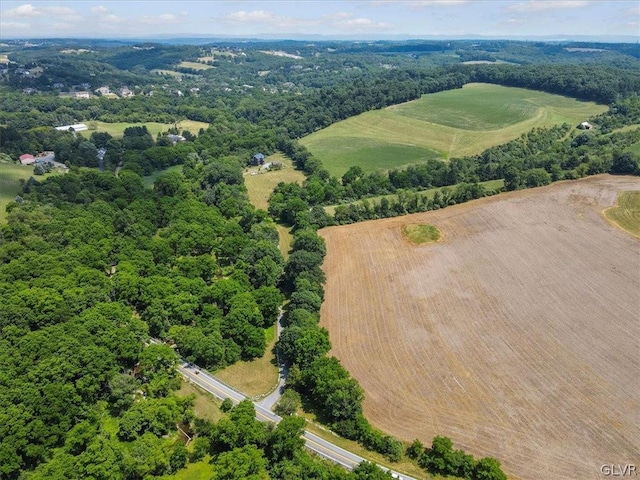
[19,154,35,165]
[167,134,186,144]
[250,153,265,166]
[55,123,88,132]
[579,121,593,130]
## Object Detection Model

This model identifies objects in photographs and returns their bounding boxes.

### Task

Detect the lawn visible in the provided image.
[85,120,209,139]
[324,179,504,216]
[213,325,279,398]
[301,83,607,177]
[142,165,183,188]
[0,162,61,223]
[244,153,306,211]
[158,456,214,480]
[176,380,225,424]
[604,190,640,238]
[244,152,305,259]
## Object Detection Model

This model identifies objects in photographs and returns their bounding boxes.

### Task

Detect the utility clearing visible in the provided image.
[301,83,606,177]
[319,175,640,480]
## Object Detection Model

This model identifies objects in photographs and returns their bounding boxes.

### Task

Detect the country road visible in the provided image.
[177,361,417,479]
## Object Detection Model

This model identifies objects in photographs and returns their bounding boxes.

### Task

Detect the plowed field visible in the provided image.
[319,175,640,480]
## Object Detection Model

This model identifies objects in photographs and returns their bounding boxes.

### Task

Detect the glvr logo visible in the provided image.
[601,464,637,477]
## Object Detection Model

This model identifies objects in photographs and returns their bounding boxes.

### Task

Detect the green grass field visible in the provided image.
[604,191,640,238]
[301,83,607,177]
[178,61,214,71]
[324,179,504,216]
[142,165,184,188]
[0,163,61,223]
[214,325,279,398]
[85,120,209,139]
[402,223,441,244]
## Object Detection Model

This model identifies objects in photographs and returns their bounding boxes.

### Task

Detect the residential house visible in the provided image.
[19,154,36,165]
[119,87,133,97]
[95,86,110,95]
[74,91,90,99]
[250,153,265,166]
[55,123,88,132]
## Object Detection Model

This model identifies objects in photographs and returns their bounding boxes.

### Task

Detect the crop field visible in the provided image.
[301,83,607,177]
[319,175,640,480]
[86,120,209,139]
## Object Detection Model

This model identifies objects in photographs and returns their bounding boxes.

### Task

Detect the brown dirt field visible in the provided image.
[319,175,640,480]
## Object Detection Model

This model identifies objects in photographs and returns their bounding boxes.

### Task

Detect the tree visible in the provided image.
[611,152,639,175]
[267,415,306,462]
[212,445,269,480]
[274,389,301,416]
[474,457,507,480]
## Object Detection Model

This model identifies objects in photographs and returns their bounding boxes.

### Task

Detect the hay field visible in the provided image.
[301,83,607,177]
[319,175,640,480]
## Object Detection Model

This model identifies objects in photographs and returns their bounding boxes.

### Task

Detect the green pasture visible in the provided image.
[402,223,441,244]
[178,61,214,71]
[301,83,607,177]
[324,179,504,216]
[85,120,209,139]
[0,163,61,223]
[605,191,640,238]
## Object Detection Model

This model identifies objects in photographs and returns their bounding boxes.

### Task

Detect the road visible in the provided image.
[178,362,417,478]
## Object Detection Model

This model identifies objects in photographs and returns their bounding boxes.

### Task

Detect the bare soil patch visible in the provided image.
[319,175,640,480]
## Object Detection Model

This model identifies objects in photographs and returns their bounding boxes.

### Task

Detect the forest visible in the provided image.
[0,37,638,480]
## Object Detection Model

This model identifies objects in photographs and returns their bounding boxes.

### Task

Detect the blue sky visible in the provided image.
[0,1,638,39]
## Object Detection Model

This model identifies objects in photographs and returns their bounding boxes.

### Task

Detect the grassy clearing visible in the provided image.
[214,325,279,398]
[275,224,294,260]
[301,83,607,177]
[324,179,504,216]
[604,191,640,238]
[151,69,184,78]
[176,380,225,424]
[158,456,214,480]
[85,120,210,139]
[178,61,214,71]
[402,223,441,244]
[244,153,306,211]
[142,165,183,188]
[0,163,61,223]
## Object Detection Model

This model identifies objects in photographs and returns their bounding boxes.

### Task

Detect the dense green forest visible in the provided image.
[1,38,638,480]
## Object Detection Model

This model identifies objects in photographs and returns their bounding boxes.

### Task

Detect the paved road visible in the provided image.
[257,309,288,411]
[177,362,417,479]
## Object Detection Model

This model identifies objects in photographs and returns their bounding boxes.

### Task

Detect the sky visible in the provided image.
[0,1,638,40]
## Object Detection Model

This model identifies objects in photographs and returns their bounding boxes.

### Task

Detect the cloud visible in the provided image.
[507,1,591,12]
[3,4,41,17]
[91,5,109,14]
[224,10,275,23]
[336,17,392,30]
[3,3,78,19]
[0,21,30,29]
[139,13,182,25]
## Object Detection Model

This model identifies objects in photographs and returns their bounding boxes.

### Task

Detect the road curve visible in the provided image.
[176,361,417,479]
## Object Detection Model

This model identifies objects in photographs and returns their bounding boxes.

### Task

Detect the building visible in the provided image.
[74,91,90,99]
[95,86,110,95]
[55,123,88,132]
[250,153,265,166]
[167,134,186,144]
[119,87,133,97]
[35,151,55,163]
[579,121,593,130]
[19,154,35,165]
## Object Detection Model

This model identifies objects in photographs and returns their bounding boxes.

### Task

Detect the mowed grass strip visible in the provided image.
[142,165,184,188]
[301,83,607,177]
[402,223,441,244]
[604,191,640,237]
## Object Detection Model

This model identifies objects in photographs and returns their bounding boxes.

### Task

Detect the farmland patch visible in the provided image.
[319,175,640,480]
